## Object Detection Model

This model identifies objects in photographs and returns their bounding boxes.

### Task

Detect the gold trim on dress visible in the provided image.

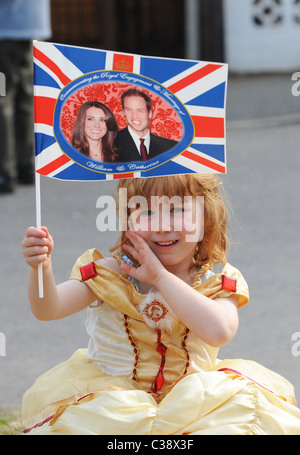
[181,328,191,377]
[123,314,139,382]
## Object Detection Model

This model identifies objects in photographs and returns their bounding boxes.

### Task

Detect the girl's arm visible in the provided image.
[152,271,239,347]
[22,227,96,321]
[121,230,239,348]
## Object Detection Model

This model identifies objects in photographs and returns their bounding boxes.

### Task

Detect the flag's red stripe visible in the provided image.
[192,116,224,138]
[182,150,225,173]
[168,64,223,93]
[34,97,57,126]
[112,54,134,72]
[37,155,71,175]
[113,173,134,179]
[33,46,71,87]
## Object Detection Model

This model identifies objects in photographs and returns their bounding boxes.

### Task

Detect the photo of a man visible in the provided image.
[115,88,178,162]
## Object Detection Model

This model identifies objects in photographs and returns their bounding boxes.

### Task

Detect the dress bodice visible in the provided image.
[70,249,249,396]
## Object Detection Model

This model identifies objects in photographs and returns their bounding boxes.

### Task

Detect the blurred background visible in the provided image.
[1,0,300,425]
[48,0,300,71]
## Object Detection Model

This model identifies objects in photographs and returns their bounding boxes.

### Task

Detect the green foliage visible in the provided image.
[0,409,23,435]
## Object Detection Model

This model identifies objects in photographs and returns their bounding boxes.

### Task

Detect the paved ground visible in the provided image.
[1,73,300,412]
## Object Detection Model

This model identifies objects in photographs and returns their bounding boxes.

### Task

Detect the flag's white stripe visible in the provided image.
[35,142,64,170]
[34,85,61,99]
[172,155,215,174]
[192,137,225,145]
[47,161,73,178]
[105,51,114,70]
[33,57,64,89]
[186,105,225,118]
[34,123,54,137]
[186,145,225,167]
[173,65,228,105]
[162,61,207,88]
[133,55,141,74]
[35,41,83,81]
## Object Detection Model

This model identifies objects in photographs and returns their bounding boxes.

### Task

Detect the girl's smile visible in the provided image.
[152,238,181,255]
[154,240,179,247]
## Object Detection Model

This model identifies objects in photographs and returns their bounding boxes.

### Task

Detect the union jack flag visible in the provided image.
[33,41,228,181]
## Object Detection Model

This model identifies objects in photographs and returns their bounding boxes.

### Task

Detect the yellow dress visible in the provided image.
[22,249,300,435]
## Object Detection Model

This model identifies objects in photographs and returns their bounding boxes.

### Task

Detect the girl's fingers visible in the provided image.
[126,229,144,243]
[120,262,137,278]
[124,230,144,256]
[122,243,140,261]
[22,237,50,256]
[125,229,138,245]
[125,230,150,252]
[26,254,48,267]
[22,228,48,249]
[24,235,49,246]
[22,226,54,265]
[25,226,47,238]
[25,245,49,257]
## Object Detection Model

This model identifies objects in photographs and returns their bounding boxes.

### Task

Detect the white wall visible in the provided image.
[224,0,300,72]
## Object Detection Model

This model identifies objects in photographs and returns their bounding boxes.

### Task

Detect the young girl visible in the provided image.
[21,174,300,435]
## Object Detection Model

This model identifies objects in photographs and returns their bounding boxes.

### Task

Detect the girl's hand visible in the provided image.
[22,226,54,269]
[121,229,165,286]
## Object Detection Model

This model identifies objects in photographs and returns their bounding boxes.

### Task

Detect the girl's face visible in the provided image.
[129,194,204,273]
[84,107,108,142]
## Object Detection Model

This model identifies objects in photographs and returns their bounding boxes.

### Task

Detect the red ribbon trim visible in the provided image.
[218,367,275,395]
[23,393,94,433]
[151,329,167,393]
[23,414,54,434]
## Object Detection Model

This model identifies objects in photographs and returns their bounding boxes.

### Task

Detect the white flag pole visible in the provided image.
[35,172,44,298]
[33,43,43,298]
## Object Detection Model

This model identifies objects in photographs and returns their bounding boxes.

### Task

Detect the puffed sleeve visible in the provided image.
[194,263,249,309]
[69,249,144,320]
[69,249,101,281]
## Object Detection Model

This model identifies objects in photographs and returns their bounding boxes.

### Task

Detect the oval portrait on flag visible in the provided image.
[53,71,194,175]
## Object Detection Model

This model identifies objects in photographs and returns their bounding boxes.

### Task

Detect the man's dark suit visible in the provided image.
[115,127,178,163]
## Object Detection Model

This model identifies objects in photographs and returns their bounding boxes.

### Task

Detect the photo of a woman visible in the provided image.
[71,101,120,162]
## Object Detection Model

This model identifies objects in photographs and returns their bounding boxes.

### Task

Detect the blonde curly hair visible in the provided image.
[109,174,230,268]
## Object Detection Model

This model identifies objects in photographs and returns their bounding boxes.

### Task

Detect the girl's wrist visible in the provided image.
[31,255,52,273]
[152,268,171,290]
